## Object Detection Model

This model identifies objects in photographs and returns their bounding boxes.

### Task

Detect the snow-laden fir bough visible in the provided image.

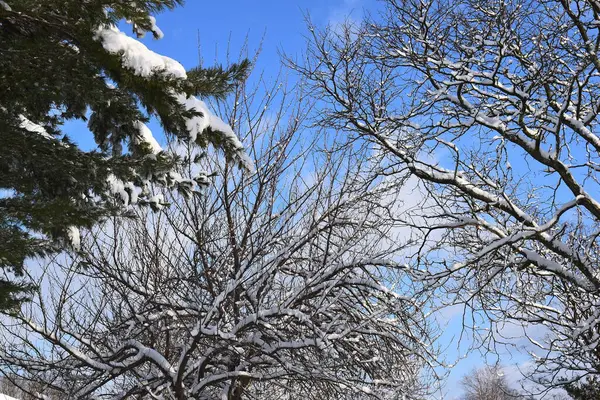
[0,0,250,309]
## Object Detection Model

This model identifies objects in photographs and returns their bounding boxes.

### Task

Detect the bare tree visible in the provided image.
[0,68,439,399]
[0,374,64,400]
[460,366,523,400]
[0,375,24,399]
[292,0,600,390]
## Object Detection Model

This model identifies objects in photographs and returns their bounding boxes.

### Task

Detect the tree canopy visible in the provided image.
[0,64,438,400]
[0,0,249,309]
[293,0,600,390]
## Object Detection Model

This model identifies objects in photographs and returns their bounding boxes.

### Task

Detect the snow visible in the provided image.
[0,394,20,400]
[148,193,164,209]
[176,94,210,142]
[521,249,595,290]
[133,121,162,154]
[176,94,254,170]
[66,43,80,54]
[106,174,131,205]
[122,339,176,376]
[94,26,186,79]
[127,16,164,39]
[105,173,146,206]
[18,115,54,140]
[67,226,81,251]
[124,182,140,204]
[148,16,164,39]
[94,23,252,170]
[564,114,600,150]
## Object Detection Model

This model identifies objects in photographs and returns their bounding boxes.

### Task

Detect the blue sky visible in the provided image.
[109,1,552,398]
[140,0,378,81]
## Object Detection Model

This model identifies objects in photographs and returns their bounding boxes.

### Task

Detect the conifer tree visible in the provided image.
[0,0,250,309]
[563,377,600,400]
